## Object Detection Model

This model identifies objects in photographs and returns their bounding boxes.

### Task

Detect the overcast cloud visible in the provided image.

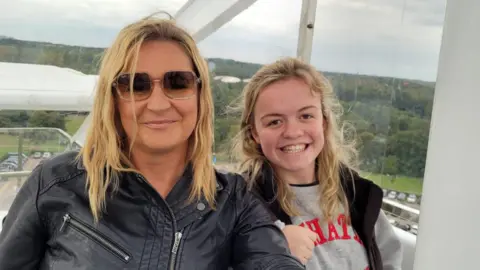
[0,0,446,81]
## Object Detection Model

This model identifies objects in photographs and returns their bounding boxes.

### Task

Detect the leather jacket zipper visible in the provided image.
[135,174,183,270]
[169,230,183,270]
[59,213,131,263]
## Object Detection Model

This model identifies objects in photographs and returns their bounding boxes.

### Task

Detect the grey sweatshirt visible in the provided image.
[276,184,403,270]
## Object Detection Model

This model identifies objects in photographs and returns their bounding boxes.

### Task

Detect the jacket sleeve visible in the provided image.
[375,210,403,270]
[0,165,47,269]
[230,177,305,270]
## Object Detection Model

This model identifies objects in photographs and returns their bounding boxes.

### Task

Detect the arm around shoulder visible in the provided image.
[375,210,403,270]
[0,164,48,269]
[230,176,304,270]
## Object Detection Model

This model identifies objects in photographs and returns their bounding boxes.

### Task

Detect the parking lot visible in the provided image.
[0,152,47,211]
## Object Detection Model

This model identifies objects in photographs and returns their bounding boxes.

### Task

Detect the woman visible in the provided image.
[233,57,403,270]
[0,16,304,270]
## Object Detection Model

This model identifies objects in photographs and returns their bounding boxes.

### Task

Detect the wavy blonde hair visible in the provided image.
[232,57,358,222]
[79,13,215,222]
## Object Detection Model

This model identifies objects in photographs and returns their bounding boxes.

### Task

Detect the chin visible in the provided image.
[273,154,317,173]
[279,163,311,172]
[138,137,180,152]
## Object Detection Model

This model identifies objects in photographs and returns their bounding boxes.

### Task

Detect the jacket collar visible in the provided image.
[76,153,224,192]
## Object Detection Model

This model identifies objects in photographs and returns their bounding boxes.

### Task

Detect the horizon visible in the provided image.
[1,36,437,84]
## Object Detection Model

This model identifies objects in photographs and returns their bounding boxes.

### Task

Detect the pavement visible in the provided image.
[0,157,42,211]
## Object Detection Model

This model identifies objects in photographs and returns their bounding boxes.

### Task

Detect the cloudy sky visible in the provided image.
[0,0,446,81]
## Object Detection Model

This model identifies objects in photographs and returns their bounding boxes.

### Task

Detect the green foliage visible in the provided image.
[28,111,66,130]
[0,38,434,183]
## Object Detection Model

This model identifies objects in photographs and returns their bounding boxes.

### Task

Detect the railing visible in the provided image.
[0,127,73,142]
[0,171,32,180]
[382,197,419,270]
[382,197,420,234]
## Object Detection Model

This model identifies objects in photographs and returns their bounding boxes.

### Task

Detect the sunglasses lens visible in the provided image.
[163,71,197,99]
[115,73,152,100]
[114,71,198,100]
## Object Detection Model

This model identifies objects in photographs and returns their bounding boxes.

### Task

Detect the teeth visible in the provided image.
[282,144,306,153]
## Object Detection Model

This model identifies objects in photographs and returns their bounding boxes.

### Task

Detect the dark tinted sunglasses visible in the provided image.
[112,71,200,101]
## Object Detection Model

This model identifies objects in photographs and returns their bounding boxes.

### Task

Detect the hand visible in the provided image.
[282,225,317,265]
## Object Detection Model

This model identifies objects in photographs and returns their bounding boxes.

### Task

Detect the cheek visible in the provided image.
[309,124,326,148]
[188,101,198,120]
[257,130,278,154]
[176,100,198,125]
[117,102,138,134]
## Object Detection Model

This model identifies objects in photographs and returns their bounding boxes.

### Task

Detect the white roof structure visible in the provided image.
[214,76,242,83]
[0,62,97,111]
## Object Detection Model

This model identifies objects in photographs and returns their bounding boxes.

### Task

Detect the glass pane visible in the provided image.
[311,0,446,234]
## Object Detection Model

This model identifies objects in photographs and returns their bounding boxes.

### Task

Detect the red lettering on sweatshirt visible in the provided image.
[337,214,352,240]
[299,213,365,247]
[328,222,340,241]
[297,213,369,270]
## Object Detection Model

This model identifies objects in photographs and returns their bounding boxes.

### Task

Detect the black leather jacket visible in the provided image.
[0,151,304,270]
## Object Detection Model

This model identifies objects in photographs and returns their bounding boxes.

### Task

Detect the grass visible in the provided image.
[0,114,85,160]
[0,134,66,159]
[360,172,423,195]
[0,114,86,160]
[65,115,87,135]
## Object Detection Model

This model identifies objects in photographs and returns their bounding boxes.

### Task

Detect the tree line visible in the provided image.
[0,38,434,179]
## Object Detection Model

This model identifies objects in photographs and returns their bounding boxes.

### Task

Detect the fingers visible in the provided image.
[300,229,317,249]
[294,246,313,265]
[306,230,318,242]
[299,256,308,265]
[304,237,315,250]
[300,244,313,255]
[293,252,309,265]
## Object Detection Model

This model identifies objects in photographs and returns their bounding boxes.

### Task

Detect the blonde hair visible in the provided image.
[79,13,215,222]
[232,57,358,222]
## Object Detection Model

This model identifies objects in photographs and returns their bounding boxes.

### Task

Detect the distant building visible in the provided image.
[213,76,242,83]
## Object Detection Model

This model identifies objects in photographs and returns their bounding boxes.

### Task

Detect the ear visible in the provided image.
[322,114,328,132]
[250,126,260,144]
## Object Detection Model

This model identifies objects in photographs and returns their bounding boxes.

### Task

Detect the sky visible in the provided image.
[0,0,447,81]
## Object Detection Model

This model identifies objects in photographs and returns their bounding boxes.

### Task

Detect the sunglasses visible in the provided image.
[112,71,201,101]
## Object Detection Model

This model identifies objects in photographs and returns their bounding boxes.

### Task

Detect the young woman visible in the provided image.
[233,57,402,270]
[0,16,304,270]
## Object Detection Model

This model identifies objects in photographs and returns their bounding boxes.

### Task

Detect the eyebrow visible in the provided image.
[260,105,319,120]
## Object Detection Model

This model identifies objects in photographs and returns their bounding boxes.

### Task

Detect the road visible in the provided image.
[0,157,42,211]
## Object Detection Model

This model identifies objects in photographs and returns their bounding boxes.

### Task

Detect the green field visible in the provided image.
[0,133,64,157]
[360,172,423,195]
[65,115,87,135]
[0,115,86,160]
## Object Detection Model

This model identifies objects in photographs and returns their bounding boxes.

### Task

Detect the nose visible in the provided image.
[146,81,171,111]
[282,120,304,139]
